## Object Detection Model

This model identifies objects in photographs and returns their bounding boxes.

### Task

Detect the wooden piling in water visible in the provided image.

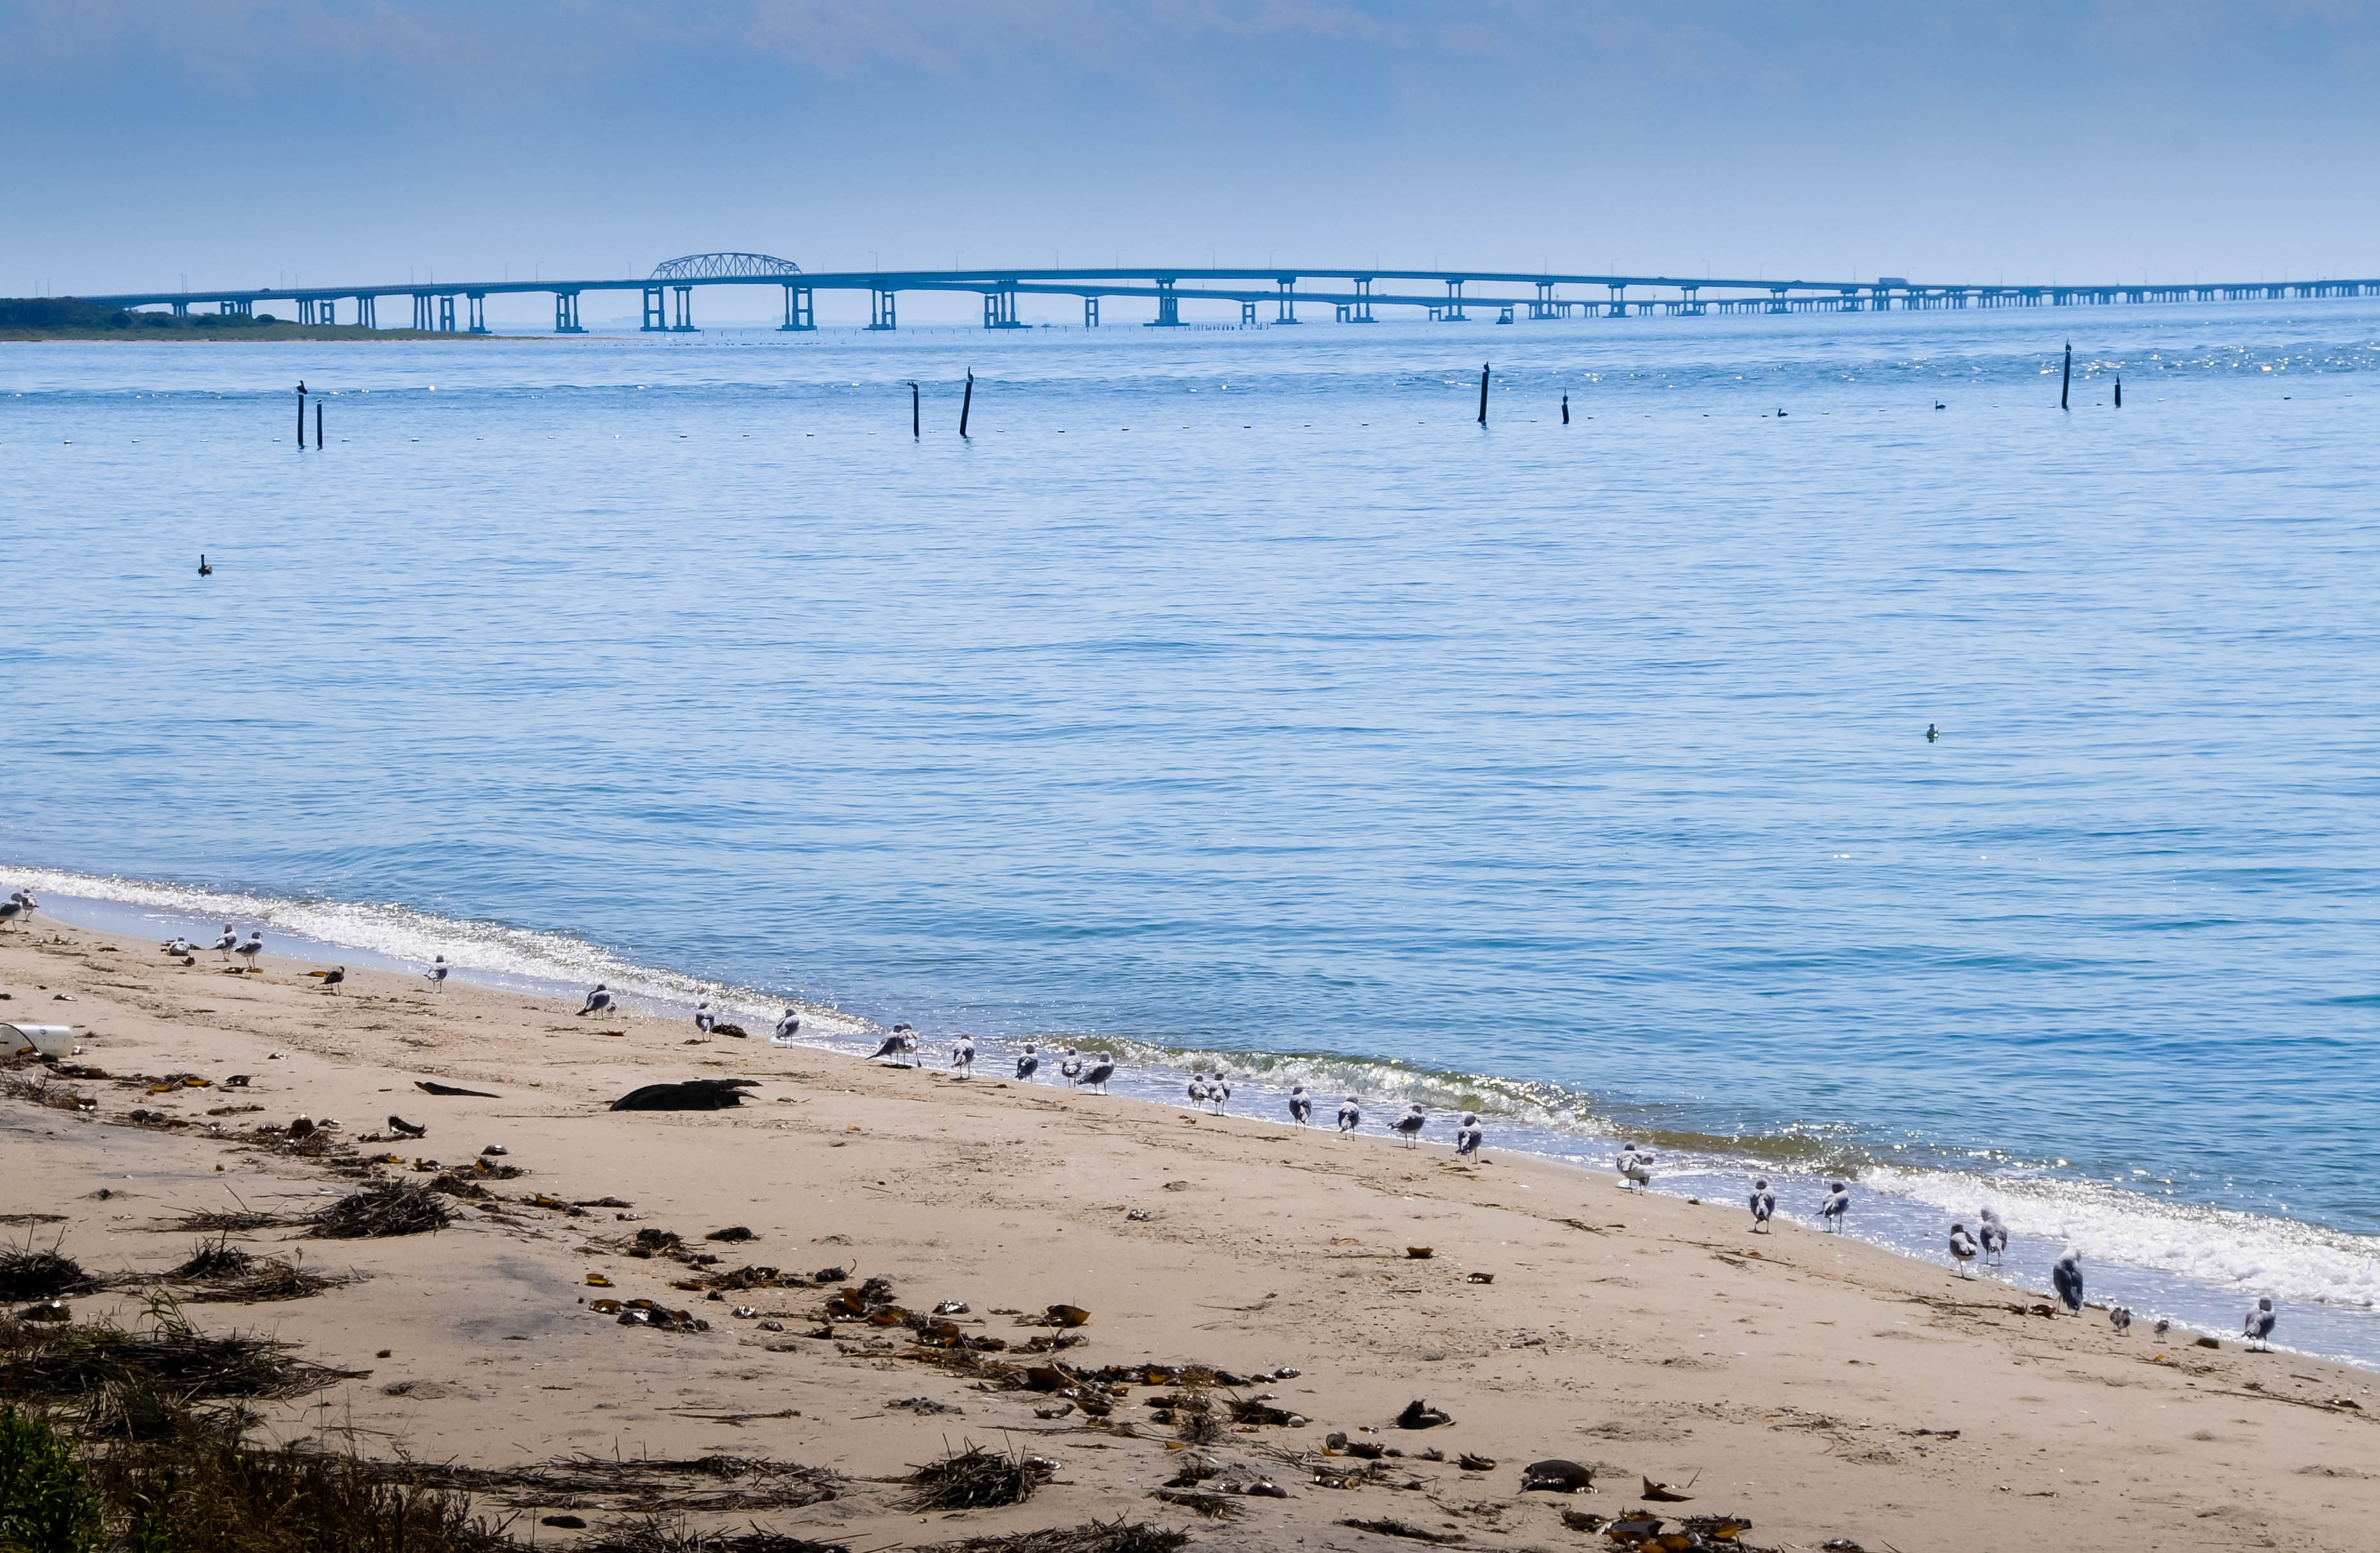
[2061,343,2071,411]
[1562,393,1569,425]
[314,401,323,448]
[960,370,974,438]
[296,383,307,444]
[2115,376,2122,408]
[1479,363,1490,425]
[906,381,920,438]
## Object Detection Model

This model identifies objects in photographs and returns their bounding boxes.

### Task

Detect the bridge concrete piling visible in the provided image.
[438,295,457,332]
[554,292,582,333]
[467,293,488,334]
[1148,280,1182,327]
[779,286,814,332]
[868,289,897,330]
[640,286,666,331]
[1276,279,1300,324]
[1240,300,1258,326]
[1083,297,1099,327]
[670,285,696,331]
[983,287,1024,329]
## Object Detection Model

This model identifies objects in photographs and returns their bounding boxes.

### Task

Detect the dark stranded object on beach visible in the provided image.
[609,1077,761,1112]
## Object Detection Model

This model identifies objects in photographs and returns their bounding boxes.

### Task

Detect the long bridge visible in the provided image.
[68,252,2380,333]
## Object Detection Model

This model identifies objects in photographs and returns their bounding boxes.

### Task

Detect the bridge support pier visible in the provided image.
[868,289,897,330]
[554,291,583,333]
[1606,284,1628,318]
[671,286,696,331]
[1240,300,1258,326]
[355,295,376,329]
[438,295,457,332]
[1084,296,1100,327]
[1276,279,1299,323]
[221,299,251,317]
[1440,279,1468,320]
[640,286,666,331]
[779,286,814,331]
[467,293,489,334]
[984,287,1024,328]
[1147,280,1182,326]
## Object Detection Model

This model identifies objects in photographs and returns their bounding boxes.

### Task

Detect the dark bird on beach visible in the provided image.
[305,965,346,993]
[1455,1113,1483,1158]
[1978,1207,2009,1266]
[2154,1317,2171,1336]
[198,555,212,576]
[1926,723,1939,742]
[1392,1104,1426,1147]
[1080,1056,1115,1093]
[1750,1178,1776,1232]
[1820,1181,1850,1230]
[950,1035,975,1078]
[869,1026,917,1065]
[162,937,192,956]
[388,1115,427,1139]
[0,893,24,932]
[1288,1085,1313,1126]
[2052,1250,2085,1315]
[1949,1223,1979,1278]
[2245,1296,2277,1349]
[575,983,614,1016]
[2110,1304,2133,1333]
[1337,1098,1361,1133]
[1016,1044,1040,1082]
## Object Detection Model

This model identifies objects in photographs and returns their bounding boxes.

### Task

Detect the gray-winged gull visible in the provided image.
[2052,1250,2084,1315]
[234,931,264,972]
[950,1035,975,1078]
[1750,1177,1776,1232]
[1016,1044,1040,1082]
[425,954,449,991]
[1080,1056,1115,1094]
[1392,1104,1426,1147]
[576,983,613,1016]
[1454,1113,1483,1158]
[1288,1085,1312,1126]
[1617,1143,1653,1190]
[2245,1296,2277,1350]
[1336,1098,1361,1133]
[1820,1181,1850,1230]
[1948,1222,1978,1278]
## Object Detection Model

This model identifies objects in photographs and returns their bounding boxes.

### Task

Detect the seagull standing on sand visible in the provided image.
[869,1025,916,1065]
[1750,1177,1776,1232]
[1617,1143,1654,1190]
[951,1035,975,1078]
[1392,1104,1426,1147]
[1337,1098,1361,1133]
[694,1001,715,1034]
[1948,1223,1978,1278]
[2245,1296,2277,1350]
[425,954,449,991]
[0,893,23,933]
[1978,1207,2009,1267]
[212,926,239,961]
[1455,1113,1484,1158]
[1060,1049,1083,1085]
[162,937,193,957]
[1186,1074,1209,1108]
[1820,1181,1850,1230]
[576,983,614,1016]
[2110,1304,2133,1333]
[774,1009,802,1042]
[309,965,346,994]
[2052,1250,2085,1316]
[235,931,264,972]
[1080,1056,1115,1094]
[1288,1085,1312,1126]
[1016,1044,1040,1082]
[1208,1075,1232,1115]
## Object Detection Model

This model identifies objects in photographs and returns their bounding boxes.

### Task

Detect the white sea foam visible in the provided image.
[1866,1163,2380,1311]
[3,865,872,1039]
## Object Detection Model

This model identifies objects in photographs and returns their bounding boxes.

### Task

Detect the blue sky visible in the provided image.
[7,1,2378,308]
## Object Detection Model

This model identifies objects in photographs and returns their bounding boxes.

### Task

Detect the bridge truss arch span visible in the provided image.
[648,252,804,281]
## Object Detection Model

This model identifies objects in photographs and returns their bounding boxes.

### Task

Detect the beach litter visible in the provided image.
[0,1242,99,1300]
[610,1078,759,1112]
[899,1441,1056,1510]
[414,1081,500,1098]
[1520,1457,1595,1492]
[909,1521,1188,1553]
[305,1181,452,1239]
[1336,1519,1466,1543]
[1394,1398,1454,1429]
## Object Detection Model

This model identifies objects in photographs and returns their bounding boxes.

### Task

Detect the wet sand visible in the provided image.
[5,920,2376,1551]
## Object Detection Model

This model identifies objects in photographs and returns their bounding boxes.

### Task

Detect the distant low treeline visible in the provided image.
[0,297,286,330]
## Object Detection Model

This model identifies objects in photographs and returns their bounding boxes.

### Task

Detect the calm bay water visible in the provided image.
[6,305,2378,1355]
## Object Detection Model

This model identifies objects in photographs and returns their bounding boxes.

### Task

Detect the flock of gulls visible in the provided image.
[47,910,2302,1358]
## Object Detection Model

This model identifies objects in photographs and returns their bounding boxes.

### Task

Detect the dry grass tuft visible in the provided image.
[572,1517,848,1552]
[306,1181,451,1239]
[913,1520,1193,1553]
[899,1441,1055,1511]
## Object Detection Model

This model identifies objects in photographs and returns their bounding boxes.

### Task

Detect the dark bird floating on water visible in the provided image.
[1926,723,1939,742]
[198,555,212,576]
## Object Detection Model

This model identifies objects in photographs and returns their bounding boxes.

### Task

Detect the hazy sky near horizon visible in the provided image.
[8,1,2380,305]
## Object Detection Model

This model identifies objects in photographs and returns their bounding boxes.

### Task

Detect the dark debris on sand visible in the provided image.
[0,1311,369,1433]
[306,1181,452,1239]
[899,1441,1057,1511]
[0,1243,100,1301]
[912,1521,1192,1553]
[573,1518,848,1552]
[391,1452,843,1513]
[609,1078,760,1112]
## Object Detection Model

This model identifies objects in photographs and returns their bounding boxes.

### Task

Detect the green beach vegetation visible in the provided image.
[0,298,460,342]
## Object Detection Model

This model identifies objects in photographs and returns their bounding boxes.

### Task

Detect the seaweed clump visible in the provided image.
[307,1182,450,1239]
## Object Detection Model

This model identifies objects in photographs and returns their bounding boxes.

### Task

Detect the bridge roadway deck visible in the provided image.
[62,264,2380,327]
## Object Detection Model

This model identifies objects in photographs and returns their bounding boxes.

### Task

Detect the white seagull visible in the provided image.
[424,954,450,991]
[1288,1085,1313,1126]
[234,931,264,972]
[1186,1073,1209,1108]
[951,1035,975,1078]
[211,925,239,960]
[1336,1098,1361,1133]
[576,983,614,1016]
[774,1008,802,1042]
[1392,1104,1426,1147]
[1016,1044,1040,1082]
[1060,1048,1083,1085]
[2110,1304,2133,1333]
[1820,1181,1850,1231]
[1617,1143,1654,1190]
[868,1024,916,1064]
[2244,1296,2277,1350]
[1454,1113,1483,1158]
[1080,1056,1115,1094]
[1978,1207,2009,1267]
[1208,1075,1232,1115]
[694,1000,715,1034]
[2052,1250,2084,1315]
[1750,1177,1776,1232]
[1948,1223,1978,1278]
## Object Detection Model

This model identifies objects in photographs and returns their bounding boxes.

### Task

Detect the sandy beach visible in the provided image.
[5,919,2375,1552]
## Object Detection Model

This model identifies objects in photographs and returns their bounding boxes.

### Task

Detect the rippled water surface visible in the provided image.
[5,305,2377,1352]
